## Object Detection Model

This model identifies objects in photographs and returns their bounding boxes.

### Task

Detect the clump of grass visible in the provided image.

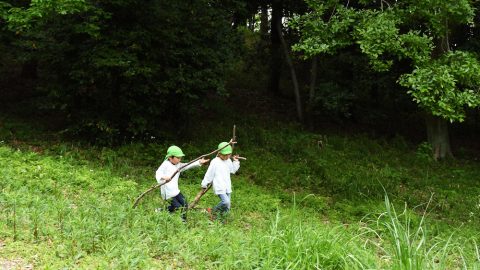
[360,194,480,270]
[249,194,379,269]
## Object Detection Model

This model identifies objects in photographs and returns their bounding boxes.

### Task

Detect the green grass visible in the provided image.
[1,115,480,269]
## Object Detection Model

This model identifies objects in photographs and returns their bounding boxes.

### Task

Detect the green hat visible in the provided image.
[165,145,185,160]
[218,142,232,155]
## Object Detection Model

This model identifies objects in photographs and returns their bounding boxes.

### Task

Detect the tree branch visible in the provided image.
[188,184,212,209]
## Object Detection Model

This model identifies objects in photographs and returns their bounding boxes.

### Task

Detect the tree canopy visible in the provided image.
[1,0,480,157]
[1,0,242,141]
[292,0,480,123]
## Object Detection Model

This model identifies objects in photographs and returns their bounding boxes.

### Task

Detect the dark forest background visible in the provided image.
[1,0,480,158]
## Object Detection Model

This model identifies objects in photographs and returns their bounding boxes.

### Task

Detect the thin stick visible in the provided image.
[132,139,236,208]
[232,125,236,151]
[188,184,212,209]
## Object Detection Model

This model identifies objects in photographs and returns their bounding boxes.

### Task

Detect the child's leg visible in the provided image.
[213,193,231,214]
[168,193,188,221]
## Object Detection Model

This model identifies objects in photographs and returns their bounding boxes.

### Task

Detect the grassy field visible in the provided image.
[1,115,480,269]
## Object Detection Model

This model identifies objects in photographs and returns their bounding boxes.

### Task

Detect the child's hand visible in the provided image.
[162,176,171,181]
[232,155,239,161]
[199,157,210,165]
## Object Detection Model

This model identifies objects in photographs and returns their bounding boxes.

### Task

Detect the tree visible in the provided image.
[293,0,480,159]
[1,0,242,142]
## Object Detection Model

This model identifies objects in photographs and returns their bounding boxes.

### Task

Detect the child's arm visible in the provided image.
[177,157,209,172]
[155,165,170,184]
[177,160,201,172]
[229,157,240,174]
[201,162,215,188]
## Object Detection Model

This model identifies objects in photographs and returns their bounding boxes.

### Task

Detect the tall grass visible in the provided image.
[255,206,377,269]
[359,194,480,270]
[0,142,377,269]
[1,117,480,268]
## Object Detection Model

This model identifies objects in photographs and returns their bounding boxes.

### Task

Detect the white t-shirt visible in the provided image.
[155,160,201,200]
[201,157,240,194]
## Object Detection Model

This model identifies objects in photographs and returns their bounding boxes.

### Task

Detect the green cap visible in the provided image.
[165,145,185,160]
[218,142,232,155]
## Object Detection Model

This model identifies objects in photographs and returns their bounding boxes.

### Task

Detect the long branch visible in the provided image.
[132,139,235,208]
[188,183,212,209]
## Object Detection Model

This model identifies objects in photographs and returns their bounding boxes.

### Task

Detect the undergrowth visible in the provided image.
[1,115,480,269]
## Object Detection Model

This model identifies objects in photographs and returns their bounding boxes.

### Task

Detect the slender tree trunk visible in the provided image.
[260,4,269,40]
[306,56,318,126]
[425,34,452,160]
[269,0,282,95]
[309,56,318,105]
[426,114,452,160]
[277,20,303,122]
[248,15,255,31]
[257,4,269,58]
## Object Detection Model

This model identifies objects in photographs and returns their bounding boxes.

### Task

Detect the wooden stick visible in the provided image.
[188,184,212,209]
[232,125,236,152]
[132,139,236,208]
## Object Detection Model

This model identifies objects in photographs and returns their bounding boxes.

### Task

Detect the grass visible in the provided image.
[1,115,480,269]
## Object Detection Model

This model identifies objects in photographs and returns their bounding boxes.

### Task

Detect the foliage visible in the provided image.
[1,116,480,268]
[290,2,356,57]
[1,0,242,141]
[399,51,480,122]
[310,82,355,119]
[292,0,480,123]
[361,195,480,270]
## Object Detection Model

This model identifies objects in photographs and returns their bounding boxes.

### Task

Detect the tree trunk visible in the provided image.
[425,114,452,160]
[306,56,318,127]
[425,33,452,160]
[260,4,269,40]
[309,56,318,105]
[269,0,282,95]
[248,15,255,31]
[277,20,303,123]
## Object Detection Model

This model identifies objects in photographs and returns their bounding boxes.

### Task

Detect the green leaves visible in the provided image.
[1,0,242,141]
[399,51,480,122]
[354,10,401,71]
[353,10,434,71]
[0,1,11,20]
[397,31,433,64]
[294,0,480,122]
[291,3,357,57]
[5,0,95,32]
[404,0,475,36]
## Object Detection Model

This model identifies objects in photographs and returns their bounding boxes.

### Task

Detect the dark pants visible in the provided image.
[168,192,188,221]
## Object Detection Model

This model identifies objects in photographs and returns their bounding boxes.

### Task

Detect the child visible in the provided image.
[201,142,240,221]
[156,145,209,221]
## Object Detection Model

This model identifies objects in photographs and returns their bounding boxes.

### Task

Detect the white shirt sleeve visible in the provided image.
[177,160,201,172]
[201,161,215,188]
[230,160,240,174]
[155,163,168,184]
